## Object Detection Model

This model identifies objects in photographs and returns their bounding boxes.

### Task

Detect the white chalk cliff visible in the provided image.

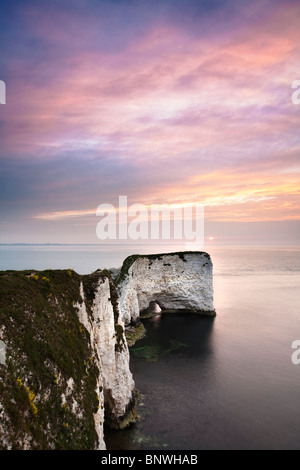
[74,251,214,448]
[117,252,215,326]
[0,251,214,450]
[75,277,135,449]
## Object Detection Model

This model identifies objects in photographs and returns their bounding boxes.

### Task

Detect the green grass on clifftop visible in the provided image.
[0,269,100,450]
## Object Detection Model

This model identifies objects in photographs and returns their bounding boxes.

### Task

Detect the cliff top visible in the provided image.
[115,251,211,286]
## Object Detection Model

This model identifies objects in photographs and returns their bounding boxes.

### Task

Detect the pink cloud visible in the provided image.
[1,0,299,226]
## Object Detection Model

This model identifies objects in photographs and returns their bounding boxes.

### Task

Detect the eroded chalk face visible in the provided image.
[0,340,6,365]
[118,252,215,326]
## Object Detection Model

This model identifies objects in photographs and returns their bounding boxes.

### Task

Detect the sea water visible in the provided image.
[0,245,299,449]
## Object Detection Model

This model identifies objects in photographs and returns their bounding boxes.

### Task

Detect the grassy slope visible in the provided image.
[0,269,101,450]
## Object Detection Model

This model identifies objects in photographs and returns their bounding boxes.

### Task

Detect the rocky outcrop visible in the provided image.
[0,269,135,450]
[75,276,135,434]
[0,250,214,450]
[117,252,215,325]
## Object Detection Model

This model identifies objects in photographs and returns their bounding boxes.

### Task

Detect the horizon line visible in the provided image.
[0,243,299,247]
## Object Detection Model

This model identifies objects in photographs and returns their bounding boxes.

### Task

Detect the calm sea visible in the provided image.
[0,245,299,450]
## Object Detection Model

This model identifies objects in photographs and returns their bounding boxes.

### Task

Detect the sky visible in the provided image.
[0,0,299,246]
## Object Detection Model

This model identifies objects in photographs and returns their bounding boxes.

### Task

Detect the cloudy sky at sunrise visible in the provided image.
[0,0,299,246]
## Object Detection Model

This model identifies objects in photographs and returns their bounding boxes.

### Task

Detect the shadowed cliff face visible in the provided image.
[117,252,215,326]
[0,269,135,450]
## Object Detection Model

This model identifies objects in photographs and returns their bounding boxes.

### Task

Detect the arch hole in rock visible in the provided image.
[144,301,162,315]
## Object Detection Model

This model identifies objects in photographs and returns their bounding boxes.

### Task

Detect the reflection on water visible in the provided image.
[105,313,216,450]
[130,339,189,362]
[105,271,300,450]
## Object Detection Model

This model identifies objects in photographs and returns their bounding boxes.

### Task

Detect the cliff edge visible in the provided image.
[0,269,135,450]
[0,250,214,450]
